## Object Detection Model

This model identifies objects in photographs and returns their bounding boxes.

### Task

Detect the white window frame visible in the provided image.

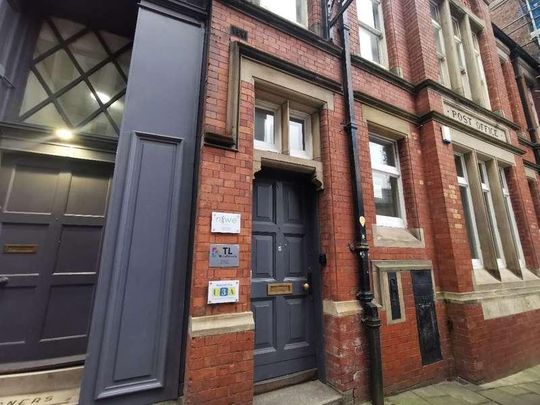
[254,100,282,153]
[500,168,527,269]
[370,135,406,228]
[288,110,313,159]
[430,2,450,87]
[258,0,308,27]
[357,0,388,67]
[453,17,471,99]
[472,33,491,109]
[478,161,506,269]
[456,154,483,269]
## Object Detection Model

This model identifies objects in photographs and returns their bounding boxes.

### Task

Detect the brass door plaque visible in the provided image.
[267,282,293,296]
[3,244,38,254]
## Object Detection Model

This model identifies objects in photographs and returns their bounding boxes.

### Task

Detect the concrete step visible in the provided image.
[253,380,343,405]
[0,388,79,405]
[0,366,82,396]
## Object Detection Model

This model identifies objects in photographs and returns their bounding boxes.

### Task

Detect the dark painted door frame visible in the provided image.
[79,1,208,403]
[252,168,325,384]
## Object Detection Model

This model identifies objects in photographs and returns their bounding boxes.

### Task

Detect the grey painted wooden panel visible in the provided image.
[79,3,205,403]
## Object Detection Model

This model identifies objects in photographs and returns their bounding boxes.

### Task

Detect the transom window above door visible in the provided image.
[254,99,314,160]
[18,17,132,137]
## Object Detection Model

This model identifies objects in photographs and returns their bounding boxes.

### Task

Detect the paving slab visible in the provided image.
[253,380,342,405]
[436,382,489,403]
[384,391,432,405]
[499,385,532,395]
[518,382,540,394]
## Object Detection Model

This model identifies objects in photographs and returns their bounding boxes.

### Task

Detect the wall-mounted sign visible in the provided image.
[443,101,507,142]
[209,244,240,267]
[211,212,241,234]
[208,280,240,304]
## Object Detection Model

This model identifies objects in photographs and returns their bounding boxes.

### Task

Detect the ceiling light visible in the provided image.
[55,128,74,140]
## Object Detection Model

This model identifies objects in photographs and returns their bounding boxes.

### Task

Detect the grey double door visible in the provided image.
[252,171,320,382]
[0,153,112,366]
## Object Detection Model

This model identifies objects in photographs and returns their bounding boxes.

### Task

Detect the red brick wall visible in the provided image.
[490,0,540,60]
[447,303,540,382]
[184,332,254,404]
[183,0,540,403]
[379,274,454,394]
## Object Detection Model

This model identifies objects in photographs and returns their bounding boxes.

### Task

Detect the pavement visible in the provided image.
[381,364,540,405]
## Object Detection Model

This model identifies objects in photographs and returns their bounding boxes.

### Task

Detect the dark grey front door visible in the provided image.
[252,170,319,382]
[0,153,112,366]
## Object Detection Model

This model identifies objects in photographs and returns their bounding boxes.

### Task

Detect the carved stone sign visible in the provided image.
[443,101,507,142]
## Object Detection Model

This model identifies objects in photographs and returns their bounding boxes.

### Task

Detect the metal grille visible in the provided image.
[19,17,133,137]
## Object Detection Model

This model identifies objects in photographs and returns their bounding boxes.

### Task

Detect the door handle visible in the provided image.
[0,276,8,287]
[303,283,310,292]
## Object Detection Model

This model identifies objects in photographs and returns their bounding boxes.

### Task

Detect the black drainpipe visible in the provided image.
[511,48,540,165]
[332,2,384,404]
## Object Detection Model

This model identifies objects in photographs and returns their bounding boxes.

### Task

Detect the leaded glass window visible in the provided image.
[19,17,132,137]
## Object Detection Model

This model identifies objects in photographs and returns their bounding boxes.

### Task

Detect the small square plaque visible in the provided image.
[209,244,240,267]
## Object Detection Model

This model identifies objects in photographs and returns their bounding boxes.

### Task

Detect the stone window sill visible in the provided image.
[373,225,424,248]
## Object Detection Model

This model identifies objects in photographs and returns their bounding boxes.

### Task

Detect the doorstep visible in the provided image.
[253,380,343,405]
[0,366,82,404]
[0,388,79,405]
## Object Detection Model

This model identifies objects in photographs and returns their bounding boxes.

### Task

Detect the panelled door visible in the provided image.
[0,153,112,366]
[251,170,319,382]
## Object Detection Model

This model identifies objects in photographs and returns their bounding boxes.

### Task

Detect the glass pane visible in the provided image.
[255,108,275,144]
[433,27,444,54]
[260,0,299,23]
[99,31,130,52]
[79,113,117,137]
[430,2,440,22]
[360,29,380,64]
[358,0,378,29]
[454,155,464,178]
[57,81,100,125]
[117,49,132,77]
[289,118,305,151]
[108,96,125,127]
[484,193,503,259]
[478,163,487,184]
[459,186,479,260]
[452,18,461,39]
[373,172,400,218]
[88,63,126,104]
[19,72,49,115]
[69,32,108,72]
[35,50,79,93]
[34,22,58,58]
[51,17,84,40]
[23,103,67,128]
[370,139,396,167]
